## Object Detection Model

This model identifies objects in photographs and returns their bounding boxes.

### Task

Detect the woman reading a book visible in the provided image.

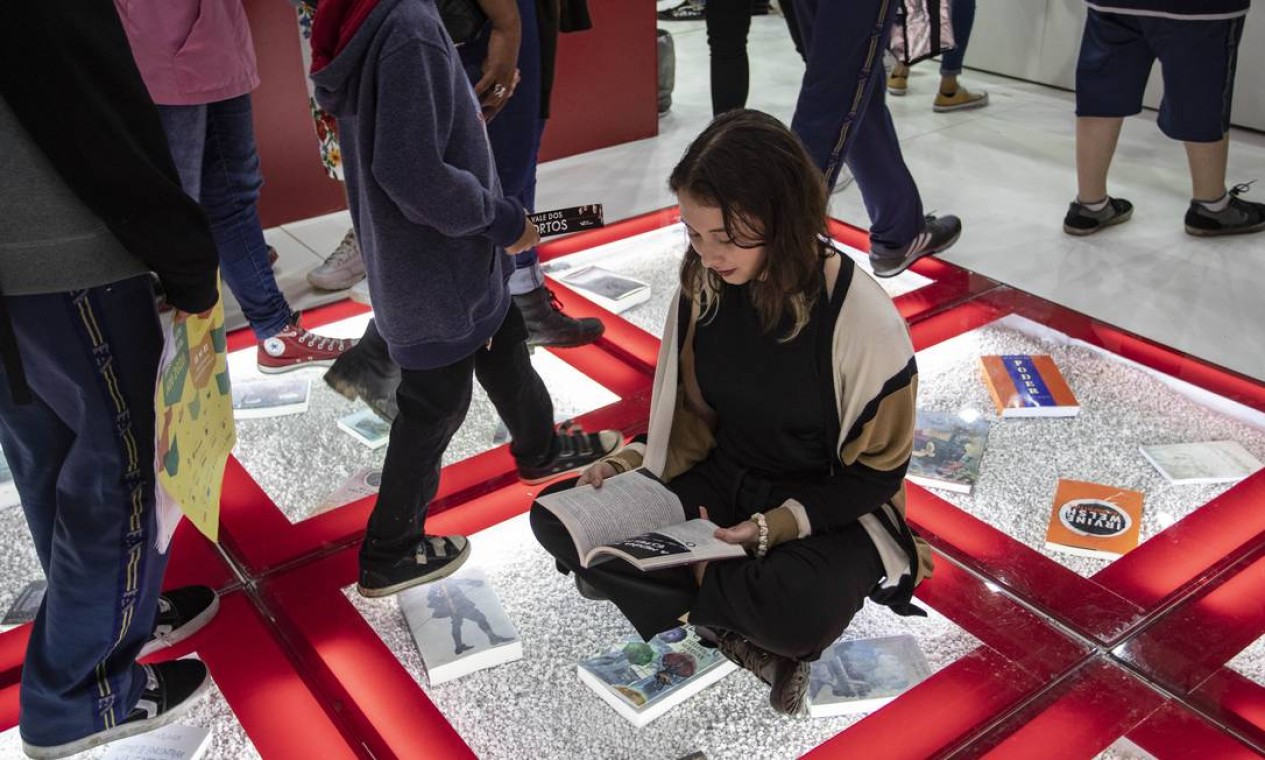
[530,109,934,716]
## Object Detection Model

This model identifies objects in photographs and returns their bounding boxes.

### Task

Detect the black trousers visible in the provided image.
[706,0,754,115]
[530,450,885,661]
[362,304,553,564]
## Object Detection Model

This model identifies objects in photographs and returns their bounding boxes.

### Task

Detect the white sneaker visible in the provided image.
[306,229,365,291]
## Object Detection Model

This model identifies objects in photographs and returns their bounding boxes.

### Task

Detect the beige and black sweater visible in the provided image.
[604,252,934,598]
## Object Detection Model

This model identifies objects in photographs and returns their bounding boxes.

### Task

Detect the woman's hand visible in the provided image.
[701,507,758,547]
[577,460,617,489]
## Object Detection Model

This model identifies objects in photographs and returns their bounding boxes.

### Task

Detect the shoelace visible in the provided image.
[327,232,359,265]
[297,330,347,352]
[1230,180,1257,199]
[546,288,565,314]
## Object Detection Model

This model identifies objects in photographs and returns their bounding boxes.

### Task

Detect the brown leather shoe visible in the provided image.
[715,631,810,716]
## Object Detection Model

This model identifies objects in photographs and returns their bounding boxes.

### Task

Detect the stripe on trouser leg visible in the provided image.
[824,0,893,184]
[70,290,149,732]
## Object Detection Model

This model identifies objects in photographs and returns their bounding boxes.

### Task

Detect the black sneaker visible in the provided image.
[22,660,212,759]
[715,631,810,716]
[575,575,609,601]
[870,214,962,278]
[517,421,623,485]
[138,586,220,658]
[1185,182,1265,237]
[513,286,605,349]
[658,1,704,20]
[357,535,471,598]
[323,320,401,422]
[1063,196,1134,236]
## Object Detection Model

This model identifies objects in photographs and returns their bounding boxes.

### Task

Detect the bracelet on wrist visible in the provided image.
[751,512,769,559]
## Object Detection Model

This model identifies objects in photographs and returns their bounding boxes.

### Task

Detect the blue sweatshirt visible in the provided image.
[1087,0,1249,18]
[311,0,527,370]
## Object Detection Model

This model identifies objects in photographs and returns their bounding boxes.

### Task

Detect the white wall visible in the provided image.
[965,0,1264,131]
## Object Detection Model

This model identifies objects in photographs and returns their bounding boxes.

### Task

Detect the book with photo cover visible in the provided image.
[534,470,747,572]
[1044,479,1145,560]
[231,377,311,419]
[906,409,991,494]
[979,354,1080,418]
[1139,441,1263,485]
[337,408,392,449]
[399,566,522,685]
[577,625,736,728]
[556,265,651,314]
[0,447,19,509]
[1,580,46,632]
[100,723,212,760]
[311,467,382,517]
[807,634,932,718]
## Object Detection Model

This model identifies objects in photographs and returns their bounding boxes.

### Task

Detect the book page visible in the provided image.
[534,470,686,561]
[588,519,746,570]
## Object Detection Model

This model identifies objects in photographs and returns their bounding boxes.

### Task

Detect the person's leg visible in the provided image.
[1064,10,1152,235]
[779,0,806,61]
[1,277,170,749]
[1185,138,1230,203]
[358,354,477,595]
[933,0,988,111]
[706,0,754,115]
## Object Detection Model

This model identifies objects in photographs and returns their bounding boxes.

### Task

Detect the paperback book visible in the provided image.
[534,469,747,571]
[311,467,382,517]
[100,723,212,760]
[231,377,311,419]
[556,265,652,314]
[1139,441,1263,485]
[577,626,736,728]
[1,580,46,632]
[1044,479,1145,560]
[337,408,392,449]
[399,566,522,685]
[907,410,991,494]
[806,634,932,718]
[528,204,605,236]
[979,354,1079,418]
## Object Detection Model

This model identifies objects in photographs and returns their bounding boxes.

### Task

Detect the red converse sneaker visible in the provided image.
[257,320,355,374]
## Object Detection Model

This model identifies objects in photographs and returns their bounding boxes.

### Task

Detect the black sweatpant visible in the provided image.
[362,304,553,565]
[530,450,885,661]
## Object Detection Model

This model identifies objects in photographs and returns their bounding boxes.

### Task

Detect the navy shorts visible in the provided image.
[1075,9,1245,143]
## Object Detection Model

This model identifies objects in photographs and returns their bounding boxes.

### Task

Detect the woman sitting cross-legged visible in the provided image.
[530,109,934,716]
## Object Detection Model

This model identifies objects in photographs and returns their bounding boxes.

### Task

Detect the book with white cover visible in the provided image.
[806,634,931,718]
[231,377,311,419]
[1139,441,1263,485]
[577,626,736,728]
[311,467,382,517]
[100,723,212,760]
[337,408,392,449]
[557,265,651,314]
[399,566,522,685]
[1,580,46,632]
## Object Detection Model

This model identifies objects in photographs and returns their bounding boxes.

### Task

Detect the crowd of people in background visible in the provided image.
[0,0,1261,757]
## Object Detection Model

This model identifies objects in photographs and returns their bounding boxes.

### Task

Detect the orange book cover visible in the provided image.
[979,355,1079,417]
[1044,479,1145,560]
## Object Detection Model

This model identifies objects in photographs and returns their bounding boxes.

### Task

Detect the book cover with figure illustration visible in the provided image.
[577,626,736,728]
[806,634,931,718]
[399,566,521,685]
[906,410,991,494]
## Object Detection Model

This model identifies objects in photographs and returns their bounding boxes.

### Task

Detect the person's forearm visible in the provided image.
[475,0,521,37]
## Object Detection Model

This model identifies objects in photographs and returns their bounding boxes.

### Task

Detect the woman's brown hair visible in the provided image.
[670,109,831,341]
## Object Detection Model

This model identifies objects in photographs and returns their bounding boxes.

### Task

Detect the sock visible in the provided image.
[1078,196,1111,213]
[1197,192,1231,213]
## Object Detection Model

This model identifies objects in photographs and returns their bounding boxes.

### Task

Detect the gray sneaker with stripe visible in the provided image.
[870,214,962,278]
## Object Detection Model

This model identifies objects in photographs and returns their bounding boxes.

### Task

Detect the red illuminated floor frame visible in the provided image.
[4,212,1265,757]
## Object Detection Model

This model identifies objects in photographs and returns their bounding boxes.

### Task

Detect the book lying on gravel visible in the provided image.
[400,566,522,685]
[1139,441,1263,485]
[534,470,747,572]
[1,580,46,632]
[906,409,991,494]
[806,634,931,718]
[337,408,392,449]
[231,377,311,419]
[980,354,1079,418]
[556,265,651,314]
[101,723,211,760]
[1044,479,1144,560]
[311,467,382,517]
[577,626,736,728]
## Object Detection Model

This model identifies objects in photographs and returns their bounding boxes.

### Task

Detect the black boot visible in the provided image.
[324,318,402,422]
[512,286,605,349]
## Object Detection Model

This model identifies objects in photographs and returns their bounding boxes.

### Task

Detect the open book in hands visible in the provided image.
[534,470,748,571]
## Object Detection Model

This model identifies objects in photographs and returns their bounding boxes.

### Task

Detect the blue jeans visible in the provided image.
[790,0,924,250]
[940,0,976,76]
[460,0,547,296]
[158,94,292,339]
[0,276,167,747]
